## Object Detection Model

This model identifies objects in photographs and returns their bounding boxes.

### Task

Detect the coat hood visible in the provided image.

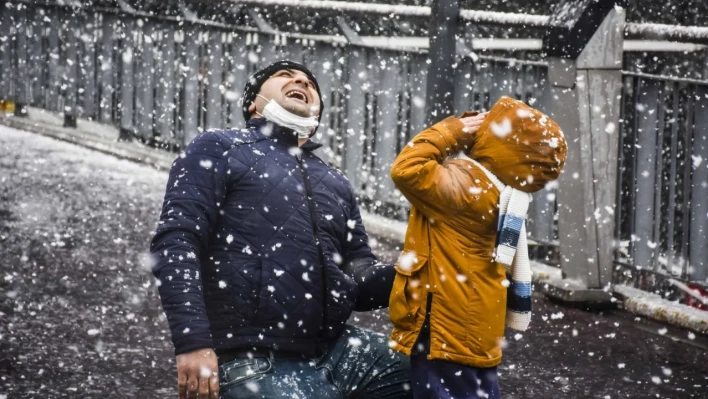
[469,96,567,193]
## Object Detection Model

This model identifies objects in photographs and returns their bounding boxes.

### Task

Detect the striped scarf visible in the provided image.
[456,153,533,331]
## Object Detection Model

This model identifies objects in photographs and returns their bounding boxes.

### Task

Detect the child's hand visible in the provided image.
[460,112,489,134]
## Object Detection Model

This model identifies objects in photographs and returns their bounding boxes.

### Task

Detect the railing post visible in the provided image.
[15,4,29,117]
[63,9,79,128]
[425,0,458,125]
[542,0,625,306]
[690,86,708,283]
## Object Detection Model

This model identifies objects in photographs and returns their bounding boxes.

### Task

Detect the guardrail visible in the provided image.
[0,0,555,238]
[617,71,708,284]
[1,0,707,290]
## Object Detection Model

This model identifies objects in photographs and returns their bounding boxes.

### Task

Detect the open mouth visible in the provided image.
[285,90,308,104]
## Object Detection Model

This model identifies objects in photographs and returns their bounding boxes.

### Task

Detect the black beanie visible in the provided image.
[242,60,324,134]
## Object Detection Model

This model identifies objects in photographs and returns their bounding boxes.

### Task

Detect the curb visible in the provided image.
[0,110,174,170]
[3,112,707,336]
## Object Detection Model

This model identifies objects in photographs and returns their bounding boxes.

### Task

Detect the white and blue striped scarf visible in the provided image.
[456,153,533,331]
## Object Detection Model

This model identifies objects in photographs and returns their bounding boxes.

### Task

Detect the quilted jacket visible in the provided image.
[151,118,384,356]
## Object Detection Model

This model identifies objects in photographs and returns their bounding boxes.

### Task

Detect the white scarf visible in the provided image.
[455,152,533,331]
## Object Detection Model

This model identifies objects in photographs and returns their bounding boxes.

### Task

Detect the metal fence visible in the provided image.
[617,72,708,283]
[0,0,557,242]
[3,1,707,286]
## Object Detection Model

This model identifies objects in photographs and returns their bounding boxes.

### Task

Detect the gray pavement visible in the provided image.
[1,126,707,398]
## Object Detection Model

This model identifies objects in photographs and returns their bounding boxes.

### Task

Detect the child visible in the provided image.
[388,96,567,399]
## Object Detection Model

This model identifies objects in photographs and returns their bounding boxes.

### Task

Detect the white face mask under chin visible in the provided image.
[256,95,319,139]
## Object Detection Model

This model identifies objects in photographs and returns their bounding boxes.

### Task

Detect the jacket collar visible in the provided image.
[246,118,323,152]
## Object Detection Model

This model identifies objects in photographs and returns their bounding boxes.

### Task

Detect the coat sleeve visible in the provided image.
[390,114,478,222]
[150,132,229,355]
[341,188,396,311]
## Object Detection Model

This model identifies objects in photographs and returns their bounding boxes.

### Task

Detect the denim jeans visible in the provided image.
[218,325,412,399]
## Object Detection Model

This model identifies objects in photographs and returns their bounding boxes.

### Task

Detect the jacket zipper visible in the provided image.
[296,154,329,336]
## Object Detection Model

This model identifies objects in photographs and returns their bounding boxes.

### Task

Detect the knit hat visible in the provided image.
[241,60,324,134]
[470,96,568,193]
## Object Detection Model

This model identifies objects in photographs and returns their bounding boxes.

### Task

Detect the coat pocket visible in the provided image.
[389,253,428,330]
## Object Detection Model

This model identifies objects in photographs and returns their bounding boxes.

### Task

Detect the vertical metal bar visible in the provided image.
[681,86,695,279]
[99,13,115,124]
[63,10,79,127]
[205,30,223,131]
[45,11,61,113]
[157,25,176,143]
[627,77,641,264]
[136,21,155,140]
[633,79,660,271]
[453,55,472,113]
[689,83,708,282]
[14,5,29,114]
[0,4,15,101]
[665,83,680,274]
[614,75,629,264]
[79,12,98,119]
[119,18,135,136]
[425,0,458,125]
[408,53,428,139]
[343,48,368,188]
[29,6,44,107]
[228,31,249,125]
[311,42,335,165]
[258,33,276,68]
[375,51,401,205]
[490,61,513,103]
[182,25,200,145]
[651,85,665,272]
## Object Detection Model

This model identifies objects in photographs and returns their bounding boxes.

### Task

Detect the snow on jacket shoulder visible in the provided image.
[151,119,380,356]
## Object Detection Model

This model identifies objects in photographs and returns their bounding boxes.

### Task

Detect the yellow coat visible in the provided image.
[388,97,567,368]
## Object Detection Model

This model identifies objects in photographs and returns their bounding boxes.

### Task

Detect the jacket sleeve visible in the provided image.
[341,189,396,311]
[390,114,478,222]
[150,132,229,355]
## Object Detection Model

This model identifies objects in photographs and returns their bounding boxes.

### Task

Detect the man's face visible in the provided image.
[250,69,321,118]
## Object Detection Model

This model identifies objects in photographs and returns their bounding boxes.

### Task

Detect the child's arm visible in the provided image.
[390,112,485,222]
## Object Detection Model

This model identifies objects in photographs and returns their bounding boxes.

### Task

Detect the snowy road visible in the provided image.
[1,126,707,398]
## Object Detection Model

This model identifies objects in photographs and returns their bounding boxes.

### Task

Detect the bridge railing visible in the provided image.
[2,0,708,290]
[616,72,708,284]
[0,0,556,240]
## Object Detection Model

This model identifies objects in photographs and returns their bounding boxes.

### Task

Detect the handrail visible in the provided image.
[8,0,708,44]
[622,71,708,86]
[624,22,708,44]
[229,0,551,27]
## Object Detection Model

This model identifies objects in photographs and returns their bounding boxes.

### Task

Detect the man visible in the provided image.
[151,60,411,399]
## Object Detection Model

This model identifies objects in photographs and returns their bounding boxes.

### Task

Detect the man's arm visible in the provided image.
[390,112,486,222]
[341,190,396,311]
[150,132,229,399]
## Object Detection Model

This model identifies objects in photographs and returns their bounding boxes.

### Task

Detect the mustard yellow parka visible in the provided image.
[388,97,567,368]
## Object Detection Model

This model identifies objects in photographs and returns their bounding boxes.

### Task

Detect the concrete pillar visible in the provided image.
[543,5,625,305]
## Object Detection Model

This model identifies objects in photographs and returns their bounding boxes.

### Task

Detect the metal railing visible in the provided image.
[0,0,555,237]
[2,0,708,286]
[617,71,708,284]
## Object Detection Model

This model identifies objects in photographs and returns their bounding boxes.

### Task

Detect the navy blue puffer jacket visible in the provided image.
[151,119,388,356]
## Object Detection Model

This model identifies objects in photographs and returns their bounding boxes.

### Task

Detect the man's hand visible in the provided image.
[176,348,219,399]
[460,112,489,135]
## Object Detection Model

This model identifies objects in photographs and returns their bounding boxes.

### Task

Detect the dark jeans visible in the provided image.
[218,325,412,398]
[410,354,501,399]
[409,311,500,399]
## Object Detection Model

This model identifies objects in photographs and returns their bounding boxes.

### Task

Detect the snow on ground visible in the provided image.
[1,125,708,398]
